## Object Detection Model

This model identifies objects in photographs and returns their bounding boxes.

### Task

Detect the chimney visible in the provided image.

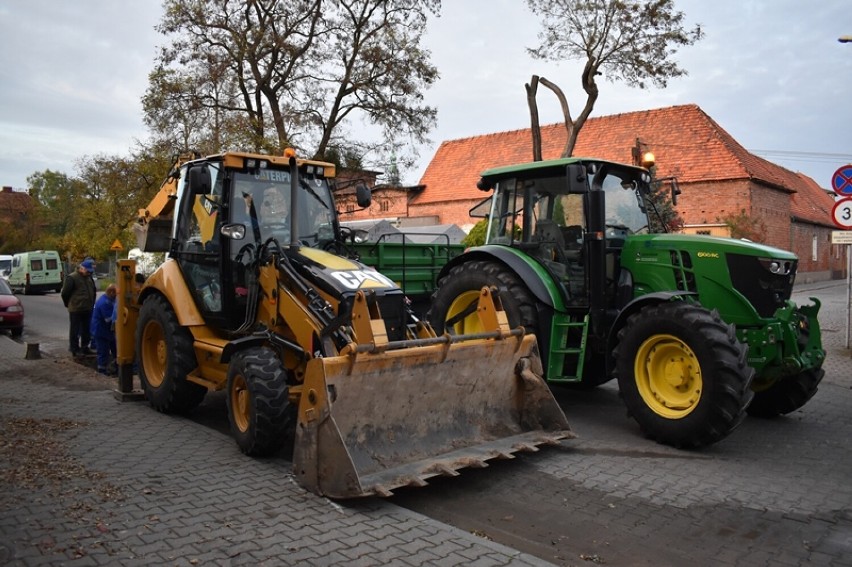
[2,186,12,193]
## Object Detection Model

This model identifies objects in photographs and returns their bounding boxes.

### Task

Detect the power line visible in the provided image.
[750,149,852,164]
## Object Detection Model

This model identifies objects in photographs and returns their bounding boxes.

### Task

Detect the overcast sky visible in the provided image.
[1,0,851,193]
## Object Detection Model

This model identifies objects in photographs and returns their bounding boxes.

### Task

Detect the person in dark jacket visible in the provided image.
[90,284,117,374]
[61,259,97,357]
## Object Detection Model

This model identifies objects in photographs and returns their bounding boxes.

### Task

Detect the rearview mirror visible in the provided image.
[188,165,211,195]
[670,179,681,206]
[565,164,589,194]
[355,183,371,208]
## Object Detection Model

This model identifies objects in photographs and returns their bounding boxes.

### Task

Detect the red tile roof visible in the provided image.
[416,104,833,225]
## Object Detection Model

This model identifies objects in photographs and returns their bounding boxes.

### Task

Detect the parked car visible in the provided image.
[0,278,24,337]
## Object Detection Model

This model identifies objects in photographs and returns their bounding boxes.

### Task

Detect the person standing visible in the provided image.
[61,259,97,358]
[90,284,117,374]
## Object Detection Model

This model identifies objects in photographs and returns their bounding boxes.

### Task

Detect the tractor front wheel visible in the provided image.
[227,347,296,457]
[614,301,754,449]
[136,294,206,413]
[428,260,537,336]
[746,367,824,418]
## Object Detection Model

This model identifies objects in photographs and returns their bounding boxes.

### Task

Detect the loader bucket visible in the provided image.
[292,332,573,498]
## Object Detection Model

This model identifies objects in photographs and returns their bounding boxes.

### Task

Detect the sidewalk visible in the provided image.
[0,335,555,566]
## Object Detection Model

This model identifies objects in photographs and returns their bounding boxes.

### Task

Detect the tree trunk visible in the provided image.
[526,76,542,162]
[539,77,574,158]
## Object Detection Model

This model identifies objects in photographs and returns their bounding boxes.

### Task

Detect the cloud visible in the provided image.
[0,0,850,193]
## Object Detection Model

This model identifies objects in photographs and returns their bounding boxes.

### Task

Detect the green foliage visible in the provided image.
[17,142,175,262]
[462,220,488,247]
[719,209,767,243]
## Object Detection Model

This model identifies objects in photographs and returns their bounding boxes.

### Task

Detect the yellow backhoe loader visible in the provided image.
[114,149,572,498]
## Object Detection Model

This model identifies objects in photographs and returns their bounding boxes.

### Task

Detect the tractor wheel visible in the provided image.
[746,367,824,418]
[136,294,206,413]
[226,347,296,457]
[428,260,537,336]
[614,301,754,449]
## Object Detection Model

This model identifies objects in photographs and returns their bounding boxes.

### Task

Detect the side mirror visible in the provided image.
[188,165,211,195]
[355,183,371,208]
[565,164,589,194]
[670,179,681,206]
[221,223,246,241]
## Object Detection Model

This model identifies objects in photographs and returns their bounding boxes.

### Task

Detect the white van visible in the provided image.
[0,254,12,279]
[7,250,64,294]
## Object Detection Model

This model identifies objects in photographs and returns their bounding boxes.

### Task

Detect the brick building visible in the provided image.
[410,104,845,281]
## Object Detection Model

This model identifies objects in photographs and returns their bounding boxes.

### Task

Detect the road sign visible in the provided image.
[832,165,852,196]
[832,231,852,244]
[832,198,852,229]
[110,239,124,251]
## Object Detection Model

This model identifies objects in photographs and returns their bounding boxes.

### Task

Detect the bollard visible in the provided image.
[113,362,145,402]
[24,342,41,360]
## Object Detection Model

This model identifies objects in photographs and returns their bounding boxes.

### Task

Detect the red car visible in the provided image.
[0,278,24,337]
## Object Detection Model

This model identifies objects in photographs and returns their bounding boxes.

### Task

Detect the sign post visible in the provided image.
[110,239,124,280]
[831,165,852,352]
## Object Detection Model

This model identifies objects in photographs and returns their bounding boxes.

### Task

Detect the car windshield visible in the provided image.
[0,278,12,294]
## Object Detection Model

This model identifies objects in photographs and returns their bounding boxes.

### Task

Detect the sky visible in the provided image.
[1,0,851,193]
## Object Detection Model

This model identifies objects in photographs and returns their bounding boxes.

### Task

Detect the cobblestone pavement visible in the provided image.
[393,281,852,566]
[0,342,554,566]
[2,281,851,566]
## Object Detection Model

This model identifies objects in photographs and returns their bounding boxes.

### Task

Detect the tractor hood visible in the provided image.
[626,233,797,260]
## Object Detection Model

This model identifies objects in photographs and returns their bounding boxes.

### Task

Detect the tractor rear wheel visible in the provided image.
[137,294,206,413]
[428,260,537,336]
[227,347,296,457]
[746,367,824,418]
[614,301,754,449]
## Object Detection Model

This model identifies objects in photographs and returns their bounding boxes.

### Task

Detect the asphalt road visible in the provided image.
[13,281,852,566]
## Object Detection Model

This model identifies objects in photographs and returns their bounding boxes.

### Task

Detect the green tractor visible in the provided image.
[428,158,826,448]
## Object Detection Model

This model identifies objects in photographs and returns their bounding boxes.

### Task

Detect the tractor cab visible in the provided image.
[475,158,656,312]
[168,154,341,332]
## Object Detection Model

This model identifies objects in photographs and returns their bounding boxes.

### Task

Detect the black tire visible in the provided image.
[226,347,295,457]
[428,260,537,336]
[136,294,207,413]
[746,367,824,418]
[11,327,23,338]
[614,302,754,449]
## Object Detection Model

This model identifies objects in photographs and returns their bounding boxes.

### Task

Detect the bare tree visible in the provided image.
[145,0,439,171]
[526,0,703,158]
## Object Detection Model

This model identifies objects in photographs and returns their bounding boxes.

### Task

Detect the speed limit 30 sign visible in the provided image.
[832,197,852,229]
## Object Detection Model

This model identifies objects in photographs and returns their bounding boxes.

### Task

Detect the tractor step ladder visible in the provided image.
[547,313,589,383]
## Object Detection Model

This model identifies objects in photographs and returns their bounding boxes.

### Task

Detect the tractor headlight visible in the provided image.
[758,257,792,275]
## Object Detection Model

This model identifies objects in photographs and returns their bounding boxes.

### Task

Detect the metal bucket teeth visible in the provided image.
[294,333,574,498]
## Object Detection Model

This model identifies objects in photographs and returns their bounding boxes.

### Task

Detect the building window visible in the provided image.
[346,204,354,214]
[696,230,711,235]
[812,234,818,262]
[379,200,389,212]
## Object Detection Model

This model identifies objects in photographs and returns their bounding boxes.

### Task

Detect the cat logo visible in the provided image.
[330,269,396,290]
[697,251,720,258]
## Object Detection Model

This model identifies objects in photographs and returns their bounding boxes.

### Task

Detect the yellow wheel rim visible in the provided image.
[446,290,483,334]
[140,320,167,388]
[230,373,251,433]
[634,334,702,419]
